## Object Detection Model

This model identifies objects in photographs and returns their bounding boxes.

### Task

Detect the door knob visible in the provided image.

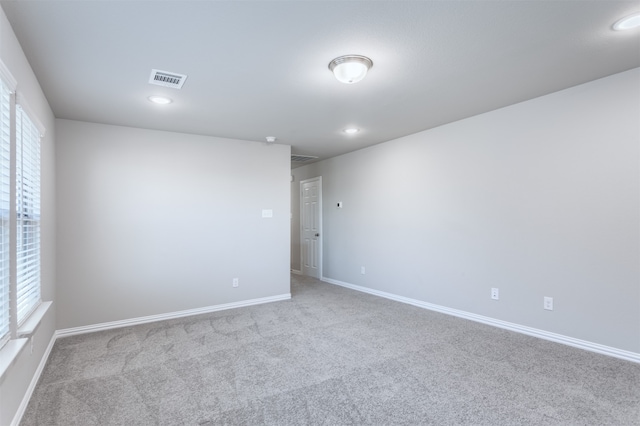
[315,233,320,237]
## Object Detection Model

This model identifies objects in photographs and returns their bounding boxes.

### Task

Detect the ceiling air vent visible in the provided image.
[149,69,187,89]
[291,155,319,163]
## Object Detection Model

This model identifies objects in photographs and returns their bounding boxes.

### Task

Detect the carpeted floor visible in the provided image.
[21,274,640,425]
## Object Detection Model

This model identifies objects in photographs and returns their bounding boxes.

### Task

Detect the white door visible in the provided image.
[300,177,321,279]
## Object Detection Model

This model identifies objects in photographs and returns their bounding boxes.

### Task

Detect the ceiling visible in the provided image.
[1,1,639,167]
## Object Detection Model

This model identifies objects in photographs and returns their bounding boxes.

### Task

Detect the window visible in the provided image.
[0,63,43,350]
[0,74,10,348]
[16,106,41,325]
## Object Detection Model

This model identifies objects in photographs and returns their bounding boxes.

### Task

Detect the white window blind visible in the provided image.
[0,78,10,346]
[15,106,40,325]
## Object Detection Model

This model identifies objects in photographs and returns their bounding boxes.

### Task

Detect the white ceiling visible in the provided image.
[2,1,639,166]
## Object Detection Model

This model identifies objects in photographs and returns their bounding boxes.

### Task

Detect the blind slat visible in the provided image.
[15,107,41,327]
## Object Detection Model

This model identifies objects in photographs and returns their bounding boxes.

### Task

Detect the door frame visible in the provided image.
[299,176,322,279]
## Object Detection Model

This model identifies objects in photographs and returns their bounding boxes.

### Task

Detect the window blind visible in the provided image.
[0,79,10,346]
[15,106,40,325]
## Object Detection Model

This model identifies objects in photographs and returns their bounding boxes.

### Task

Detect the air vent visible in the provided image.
[149,69,187,89]
[291,155,319,163]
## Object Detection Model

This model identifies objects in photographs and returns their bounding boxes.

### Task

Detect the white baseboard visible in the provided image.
[11,332,57,426]
[290,269,302,275]
[321,276,640,364]
[57,293,291,338]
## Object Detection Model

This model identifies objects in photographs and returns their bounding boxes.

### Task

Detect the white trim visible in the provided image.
[57,293,291,338]
[17,301,52,337]
[290,269,302,275]
[0,59,17,91]
[321,276,640,364]
[0,338,27,380]
[15,96,45,137]
[10,332,56,426]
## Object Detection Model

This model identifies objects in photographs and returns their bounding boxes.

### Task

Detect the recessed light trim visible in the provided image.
[329,55,373,84]
[344,128,360,134]
[613,13,640,31]
[148,95,172,105]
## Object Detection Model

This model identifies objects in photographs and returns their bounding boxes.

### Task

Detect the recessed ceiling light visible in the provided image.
[329,55,373,84]
[613,13,640,31]
[148,95,172,105]
[344,128,359,134]
[266,136,277,143]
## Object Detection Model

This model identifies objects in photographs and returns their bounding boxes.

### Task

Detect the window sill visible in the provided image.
[0,338,28,379]
[18,301,52,337]
[0,301,52,379]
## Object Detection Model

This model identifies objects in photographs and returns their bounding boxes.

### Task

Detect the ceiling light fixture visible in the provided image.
[613,13,640,30]
[266,136,277,143]
[344,128,359,134]
[329,55,373,84]
[148,95,172,105]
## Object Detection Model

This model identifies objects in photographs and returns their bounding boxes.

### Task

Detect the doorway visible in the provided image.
[300,177,322,279]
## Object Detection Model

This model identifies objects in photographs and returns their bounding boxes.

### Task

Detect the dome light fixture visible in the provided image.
[329,55,373,84]
[148,95,172,105]
[344,128,360,134]
[613,13,640,30]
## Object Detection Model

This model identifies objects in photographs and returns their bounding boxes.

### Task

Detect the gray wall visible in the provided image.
[56,120,290,329]
[0,6,57,425]
[292,68,640,353]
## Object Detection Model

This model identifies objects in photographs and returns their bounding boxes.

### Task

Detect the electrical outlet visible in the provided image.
[491,288,499,300]
[233,278,239,288]
[544,296,553,310]
[361,266,365,275]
